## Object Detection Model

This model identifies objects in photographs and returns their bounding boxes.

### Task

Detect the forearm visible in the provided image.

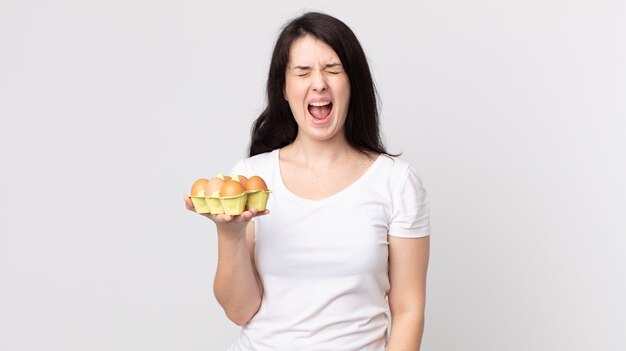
[213,229,262,326]
[387,311,424,351]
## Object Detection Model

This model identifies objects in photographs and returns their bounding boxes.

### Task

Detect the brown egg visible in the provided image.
[216,173,232,181]
[220,179,246,197]
[246,175,268,191]
[190,178,209,196]
[231,175,248,188]
[206,177,224,196]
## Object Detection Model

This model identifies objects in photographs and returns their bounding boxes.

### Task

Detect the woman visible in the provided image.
[185,12,430,350]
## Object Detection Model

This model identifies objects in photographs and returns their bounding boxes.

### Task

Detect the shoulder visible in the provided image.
[360,155,425,202]
[375,155,422,185]
[380,156,431,237]
[244,150,276,169]
[231,149,277,177]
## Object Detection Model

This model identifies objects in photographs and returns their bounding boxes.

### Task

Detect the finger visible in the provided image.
[183,194,195,211]
[253,209,270,217]
[240,210,254,221]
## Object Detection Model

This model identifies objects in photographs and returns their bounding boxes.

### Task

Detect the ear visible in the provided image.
[283,85,288,101]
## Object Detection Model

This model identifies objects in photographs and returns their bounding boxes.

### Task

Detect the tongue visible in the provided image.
[308,104,332,120]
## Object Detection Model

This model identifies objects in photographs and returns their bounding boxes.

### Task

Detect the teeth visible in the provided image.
[309,101,331,107]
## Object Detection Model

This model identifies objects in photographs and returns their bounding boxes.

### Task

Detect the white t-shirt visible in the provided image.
[227,149,430,351]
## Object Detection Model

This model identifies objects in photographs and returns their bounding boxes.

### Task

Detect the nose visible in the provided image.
[311,70,327,92]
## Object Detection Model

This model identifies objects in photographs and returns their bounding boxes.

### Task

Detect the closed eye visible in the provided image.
[325,63,343,74]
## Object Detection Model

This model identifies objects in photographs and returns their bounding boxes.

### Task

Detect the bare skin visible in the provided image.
[387,235,430,351]
[183,196,268,325]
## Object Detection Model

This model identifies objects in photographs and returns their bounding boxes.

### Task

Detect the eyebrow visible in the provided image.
[292,63,343,70]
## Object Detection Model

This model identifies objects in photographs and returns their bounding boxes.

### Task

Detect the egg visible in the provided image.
[246,175,268,191]
[206,177,225,197]
[231,174,248,188]
[216,173,232,181]
[190,178,209,196]
[220,179,246,197]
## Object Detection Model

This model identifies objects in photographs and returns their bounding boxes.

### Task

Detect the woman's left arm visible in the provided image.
[386,235,430,351]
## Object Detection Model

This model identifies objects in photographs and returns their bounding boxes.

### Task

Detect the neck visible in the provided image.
[285,134,356,167]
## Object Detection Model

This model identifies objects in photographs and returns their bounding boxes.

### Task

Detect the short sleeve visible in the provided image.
[389,165,431,238]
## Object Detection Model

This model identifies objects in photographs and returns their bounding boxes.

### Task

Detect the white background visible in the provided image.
[1,0,625,350]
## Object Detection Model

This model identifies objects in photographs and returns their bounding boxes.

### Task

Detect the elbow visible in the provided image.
[229,315,251,326]
[221,296,262,326]
[226,308,258,326]
[213,283,263,326]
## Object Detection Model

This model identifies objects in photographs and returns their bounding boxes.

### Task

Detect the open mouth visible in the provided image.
[307,101,333,121]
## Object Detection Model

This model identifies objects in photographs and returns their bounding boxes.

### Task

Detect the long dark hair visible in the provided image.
[248,12,396,157]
